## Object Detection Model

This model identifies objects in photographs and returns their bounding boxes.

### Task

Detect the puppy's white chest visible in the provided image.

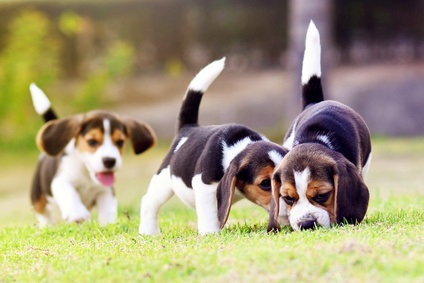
[77,182,109,209]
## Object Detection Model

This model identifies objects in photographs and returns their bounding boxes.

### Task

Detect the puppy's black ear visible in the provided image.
[123,119,157,154]
[267,173,281,233]
[334,159,370,225]
[217,161,239,229]
[36,116,82,156]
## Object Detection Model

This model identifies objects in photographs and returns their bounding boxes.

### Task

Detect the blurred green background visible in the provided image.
[1,0,424,150]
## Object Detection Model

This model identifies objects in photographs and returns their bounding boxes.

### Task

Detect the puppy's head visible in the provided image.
[36,110,156,186]
[216,141,288,229]
[267,143,369,232]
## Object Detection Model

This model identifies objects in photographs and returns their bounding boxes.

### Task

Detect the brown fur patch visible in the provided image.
[111,129,126,153]
[238,165,275,210]
[33,194,47,213]
[77,128,104,154]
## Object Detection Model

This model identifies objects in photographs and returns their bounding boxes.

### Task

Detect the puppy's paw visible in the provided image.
[198,223,220,236]
[138,223,161,235]
[63,205,91,224]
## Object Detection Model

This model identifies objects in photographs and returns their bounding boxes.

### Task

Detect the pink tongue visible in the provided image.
[96,172,115,187]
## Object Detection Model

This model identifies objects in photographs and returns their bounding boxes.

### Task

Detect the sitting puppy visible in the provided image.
[30,84,156,226]
[139,58,288,235]
[267,21,372,231]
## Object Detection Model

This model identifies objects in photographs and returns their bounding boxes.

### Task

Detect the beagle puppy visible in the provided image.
[138,58,288,235]
[30,84,156,226]
[267,21,371,231]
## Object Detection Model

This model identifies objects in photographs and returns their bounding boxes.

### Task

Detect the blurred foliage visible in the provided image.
[58,10,85,36]
[0,9,61,148]
[73,40,135,111]
[0,8,136,150]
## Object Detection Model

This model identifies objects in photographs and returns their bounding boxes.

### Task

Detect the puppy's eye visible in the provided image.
[115,139,125,148]
[314,192,332,204]
[282,196,295,206]
[259,179,271,191]
[87,139,99,147]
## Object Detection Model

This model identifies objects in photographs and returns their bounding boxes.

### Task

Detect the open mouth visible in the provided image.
[95,172,115,187]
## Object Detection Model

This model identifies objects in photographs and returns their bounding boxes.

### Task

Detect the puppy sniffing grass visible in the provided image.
[268,21,371,232]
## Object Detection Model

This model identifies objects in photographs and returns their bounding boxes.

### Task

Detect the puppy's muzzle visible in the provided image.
[298,213,318,230]
[102,157,116,169]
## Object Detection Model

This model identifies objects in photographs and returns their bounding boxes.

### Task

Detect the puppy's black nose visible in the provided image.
[299,219,318,230]
[103,157,116,169]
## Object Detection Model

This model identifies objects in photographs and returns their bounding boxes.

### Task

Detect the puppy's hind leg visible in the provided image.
[192,174,220,235]
[139,166,174,235]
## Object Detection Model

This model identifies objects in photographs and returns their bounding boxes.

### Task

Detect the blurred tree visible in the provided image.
[0,9,61,144]
[73,40,135,111]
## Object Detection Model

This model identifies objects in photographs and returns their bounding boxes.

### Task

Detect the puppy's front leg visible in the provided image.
[192,174,220,235]
[96,188,117,226]
[139,168,174,235]
[51,177,90,223]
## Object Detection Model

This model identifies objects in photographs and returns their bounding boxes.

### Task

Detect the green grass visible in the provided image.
[1,138,424,282]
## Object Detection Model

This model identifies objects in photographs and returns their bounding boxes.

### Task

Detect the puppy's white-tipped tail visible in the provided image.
[188,57,225,93]
[301,21,321,85]
[178,57,225,131]
[30,83,51,115]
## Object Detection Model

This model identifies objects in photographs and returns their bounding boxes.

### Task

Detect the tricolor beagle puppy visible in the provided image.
[267,21,372,232]
[138,58,288,235]
[30,84,156,226]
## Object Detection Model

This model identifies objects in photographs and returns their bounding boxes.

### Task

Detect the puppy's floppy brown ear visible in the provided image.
[36,116,82,156]
[123,119,157,154]
[267,173,281,233]
[334,159,370,225]
[216,161,240,229]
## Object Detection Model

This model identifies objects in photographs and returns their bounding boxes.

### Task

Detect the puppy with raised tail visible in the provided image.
[30,84,156,226]
[267,21,371,232]
[139,58,288,235]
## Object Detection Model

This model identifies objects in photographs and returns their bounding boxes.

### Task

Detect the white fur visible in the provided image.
[30,83,51,115]
[316,134,334,150]
[301,21,321,85]
[362,152,372,178]
[283,119,298,150]
[96,189,118,226]
[187,57,225,93]
[268,150,284,166]
[222,137,254,171]
[139,167,174,235]
[171,175,195,208]
[139,169,220,235]
[192,174,220,235]
[174,137,188,152]
[289,168,330,230]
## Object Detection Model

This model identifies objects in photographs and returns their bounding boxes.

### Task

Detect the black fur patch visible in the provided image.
[162,124,264,188]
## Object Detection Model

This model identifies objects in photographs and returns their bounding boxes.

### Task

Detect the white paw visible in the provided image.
[198,223,220,236]
[138,222,161,235]
[63,205,90,224]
